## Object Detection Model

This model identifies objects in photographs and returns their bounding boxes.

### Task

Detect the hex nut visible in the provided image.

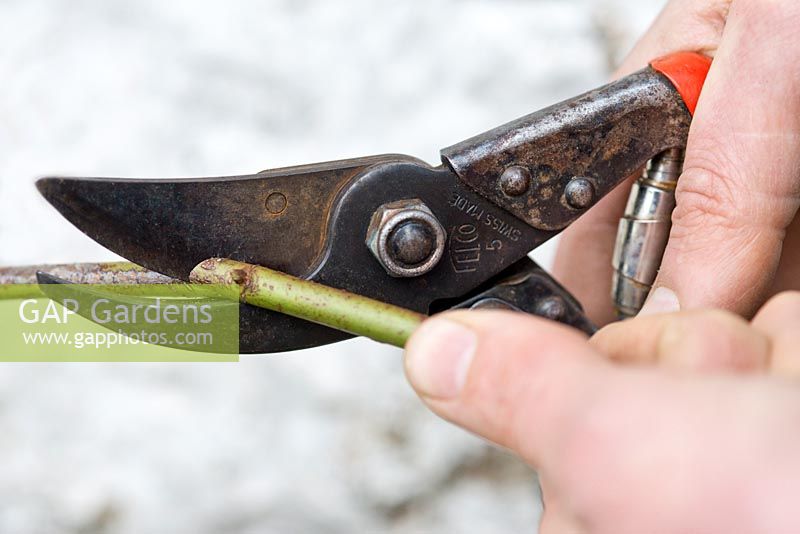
[365,199,446,278]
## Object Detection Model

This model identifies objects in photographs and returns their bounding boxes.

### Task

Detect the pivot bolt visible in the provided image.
[565,177,595,209]
[389,220,436,266]
[499,166,531,197]
[366,199,446,278]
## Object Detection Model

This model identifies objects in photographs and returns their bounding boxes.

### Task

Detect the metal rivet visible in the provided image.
[565,177,595,209]
[499,166,531,197]
[265,192,288,214]
[535,296,567,321]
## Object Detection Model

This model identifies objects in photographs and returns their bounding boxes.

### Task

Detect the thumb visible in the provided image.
[403,310,608,469]
[652,1,800,316]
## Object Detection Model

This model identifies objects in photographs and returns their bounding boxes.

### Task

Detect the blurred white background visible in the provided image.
[1,1,663,532]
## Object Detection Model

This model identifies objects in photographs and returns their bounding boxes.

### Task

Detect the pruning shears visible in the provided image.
[4,52,712,353]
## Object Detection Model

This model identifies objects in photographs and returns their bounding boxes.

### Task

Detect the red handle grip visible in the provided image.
[650,52,712,115]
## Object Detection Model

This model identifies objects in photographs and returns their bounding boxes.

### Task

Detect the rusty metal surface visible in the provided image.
[36,157,554,353]
[36,155,417,281]
[452,257,596,335]
[30,67,695,353]
[441,67,692,231]
[35,157,421,354]
[0,262,177,285]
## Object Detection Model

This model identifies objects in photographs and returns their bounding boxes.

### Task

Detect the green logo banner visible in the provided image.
[1,284,240,361]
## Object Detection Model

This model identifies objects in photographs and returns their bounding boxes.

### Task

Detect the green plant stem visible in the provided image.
[189,258,425,348]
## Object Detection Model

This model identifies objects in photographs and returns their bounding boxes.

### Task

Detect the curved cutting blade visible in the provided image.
[35,154,545,353]
[35,156,421,353]
[36,155,409,281]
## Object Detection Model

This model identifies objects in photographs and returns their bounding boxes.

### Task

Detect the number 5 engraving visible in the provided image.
[486,239,503,251]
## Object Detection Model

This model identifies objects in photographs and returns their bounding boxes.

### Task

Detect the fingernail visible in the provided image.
[404,318,477,399]
[638,286,681,316]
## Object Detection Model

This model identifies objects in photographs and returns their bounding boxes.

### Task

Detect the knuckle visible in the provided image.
[671,161,794,247]
[662,0,729,53]
[672,165,742,233]
[692,308,746,328]
[760,290,800,317]
[729,0,800,52]
[661,310,766,371]
[658,310,737,350]
[694,0,732,37]
[733,0,800,26]
[684,310,749,340]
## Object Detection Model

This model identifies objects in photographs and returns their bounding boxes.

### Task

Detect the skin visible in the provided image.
[404,292,800,533]
[404,1,800,531]
[553,0,800,325]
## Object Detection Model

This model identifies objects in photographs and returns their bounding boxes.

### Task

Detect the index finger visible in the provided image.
[653,0,800,315]
[553,0,731,325]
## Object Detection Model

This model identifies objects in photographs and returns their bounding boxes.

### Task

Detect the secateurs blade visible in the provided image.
[25,52,712,353]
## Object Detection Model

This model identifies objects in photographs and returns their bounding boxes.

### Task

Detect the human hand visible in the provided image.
[404,292,800,533]
[553,0,800,325]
